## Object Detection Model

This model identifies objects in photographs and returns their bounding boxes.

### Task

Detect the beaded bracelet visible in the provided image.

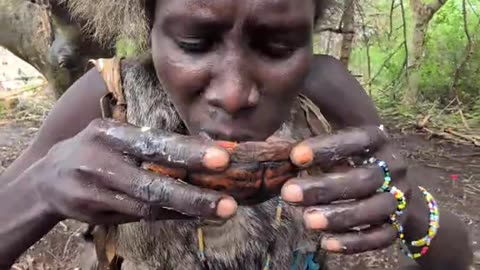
[408,186,440,259]
[389,186,407,216]
[365,157,391,192]
[390,214,405,240]
[392,186,440,260]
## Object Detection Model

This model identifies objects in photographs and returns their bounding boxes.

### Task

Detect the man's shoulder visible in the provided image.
[309,54,351,83]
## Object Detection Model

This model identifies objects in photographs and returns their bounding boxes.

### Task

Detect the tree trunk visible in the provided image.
[403,21,428,106]
[339,0,356,66]
[0,0,53,74]
[0,0,113,99]
[450,0,477,101]
[403,0,449,106]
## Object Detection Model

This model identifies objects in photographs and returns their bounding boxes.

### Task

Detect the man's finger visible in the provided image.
[131,172,238,220]
[82,154,238,220]
[281,165,384,205]
[290,126,388,168]
[320,224,398,254]
[92,119,230,172]
[303,193,396,232]
[88,188,191,224]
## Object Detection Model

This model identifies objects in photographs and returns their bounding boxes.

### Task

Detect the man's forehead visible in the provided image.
[156,0,315,24]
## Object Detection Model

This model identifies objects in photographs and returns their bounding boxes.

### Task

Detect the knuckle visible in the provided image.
[311,179,330,199]
[356,167,383,190]
[386,225,398,240]
[294,177,330,203]
[69,163,95,179]
[81,119,107,142]
[134,202,151,218]
[357,167,378,182]
[329,208,355,230]
[88,118,105,129]
[136,175,165,203]
[392,163,407,179]
[371,125,389,141]
[81,127,100,143]
[383,193,398,213]
[68,190,95,211]
[46,140,71,160]
[347,208,362,228]
[45,145,74,179]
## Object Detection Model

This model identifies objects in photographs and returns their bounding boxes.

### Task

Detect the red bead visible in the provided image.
[421,247,429,256]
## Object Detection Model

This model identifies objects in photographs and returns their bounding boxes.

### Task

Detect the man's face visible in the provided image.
[151,0,315,141]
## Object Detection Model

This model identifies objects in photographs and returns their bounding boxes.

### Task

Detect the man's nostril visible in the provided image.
[207,107,219,119]
[247,88,260,107]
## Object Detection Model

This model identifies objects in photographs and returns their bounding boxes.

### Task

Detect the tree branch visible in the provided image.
[427,0,448,13]
[388,0,396,40]
[399,0,409,81]
[317,27,355,34]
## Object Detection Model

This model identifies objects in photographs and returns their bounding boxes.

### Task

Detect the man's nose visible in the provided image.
[206,55,259,115]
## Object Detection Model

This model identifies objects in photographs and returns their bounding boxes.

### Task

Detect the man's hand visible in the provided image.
[282,126,411,254]
[30,118,238,224]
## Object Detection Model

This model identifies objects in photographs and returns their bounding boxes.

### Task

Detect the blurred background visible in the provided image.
[1,0,479,269]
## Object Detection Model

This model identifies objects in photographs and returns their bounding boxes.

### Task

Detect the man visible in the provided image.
[0,0,472,269]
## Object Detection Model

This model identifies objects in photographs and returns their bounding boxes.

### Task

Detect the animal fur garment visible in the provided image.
[60,0,331,54]
[107,59,328,270]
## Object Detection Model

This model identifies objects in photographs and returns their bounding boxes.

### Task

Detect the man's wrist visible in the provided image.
[404,186,430,242]
[0,171,60,264]
[404,186,430,243]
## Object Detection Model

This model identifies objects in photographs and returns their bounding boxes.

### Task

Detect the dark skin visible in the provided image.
[0,0,472,269]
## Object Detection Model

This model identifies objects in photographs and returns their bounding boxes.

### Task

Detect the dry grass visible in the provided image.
[0,83,53,124]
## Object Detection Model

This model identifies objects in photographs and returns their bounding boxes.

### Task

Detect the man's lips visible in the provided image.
[201,127,257,142]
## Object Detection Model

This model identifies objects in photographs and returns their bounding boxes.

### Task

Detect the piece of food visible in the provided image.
[143,139,299,204]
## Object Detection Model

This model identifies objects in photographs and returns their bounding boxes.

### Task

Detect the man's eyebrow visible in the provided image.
[162,13,233,32]
[245,17,312,33]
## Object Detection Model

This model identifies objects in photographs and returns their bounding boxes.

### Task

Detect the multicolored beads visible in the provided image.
[365,157,391,192]
[389,186,407,216]
[405,186,440,259]
[410,187,439,247]
[390,214,405,240]
[393,186,440,260]
[365,158,405,215]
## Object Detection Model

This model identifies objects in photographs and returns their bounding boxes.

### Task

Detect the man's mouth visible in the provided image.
[200,127,257,142]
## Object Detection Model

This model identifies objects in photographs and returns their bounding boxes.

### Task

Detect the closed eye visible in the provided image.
[251,40,297,59]
[176,37,214,54]
[263,42,296,58]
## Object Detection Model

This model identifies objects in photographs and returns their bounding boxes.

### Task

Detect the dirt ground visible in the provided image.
[0,115,478,270]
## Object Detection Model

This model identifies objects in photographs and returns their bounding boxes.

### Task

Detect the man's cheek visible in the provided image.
[262,69,306,96]
[257,56,311,95]
[156,55,212,98]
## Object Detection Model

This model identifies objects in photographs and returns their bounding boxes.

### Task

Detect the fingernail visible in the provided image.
[321,237,344,252]
[304,211,328,230]
[290,144,314,167]
[216,197,237,218]
[203,147,230,171]
[281,184,303,203]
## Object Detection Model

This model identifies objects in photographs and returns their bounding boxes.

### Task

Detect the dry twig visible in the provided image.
[444,128,480,147]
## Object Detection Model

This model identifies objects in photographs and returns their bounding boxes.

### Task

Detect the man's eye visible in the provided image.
[259,42,295,59]
[177,38,212,53]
